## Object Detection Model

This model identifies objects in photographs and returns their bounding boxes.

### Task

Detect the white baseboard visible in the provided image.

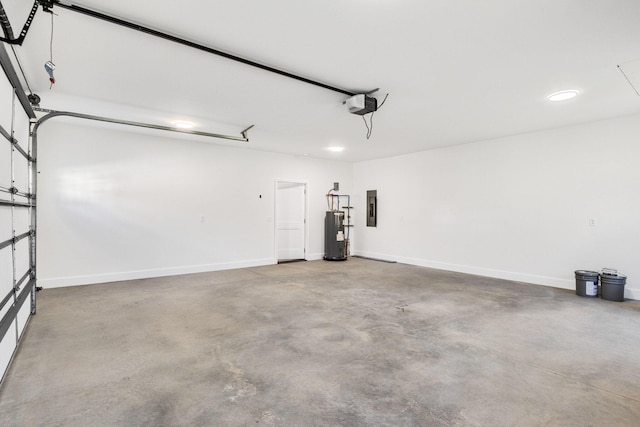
[305,252,324,261]
[38,252,640,300]
[37,258,277,288]
[352,250,638,300]
[624,287,640,300]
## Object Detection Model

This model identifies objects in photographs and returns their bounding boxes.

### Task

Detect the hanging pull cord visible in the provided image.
[45,61,55,88]
[44,10,56,88]
[362,93,389,140]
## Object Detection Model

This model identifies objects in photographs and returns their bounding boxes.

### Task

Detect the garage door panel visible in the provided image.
[14,239,30,278]
[0,249,13,319]
[0,143,10,189]
[13,155,29,194]
[16,294,30,338]
[13,209,29,235]
[0,209,10,243]
[0,321,17,379]
[13,108,29,150]
[0,74,12,127]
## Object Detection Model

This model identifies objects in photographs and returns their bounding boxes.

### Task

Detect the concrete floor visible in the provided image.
[0,259,639,426]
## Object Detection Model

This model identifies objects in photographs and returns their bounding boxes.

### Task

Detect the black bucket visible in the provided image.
[574,270,599,297]
[601,274,627,302]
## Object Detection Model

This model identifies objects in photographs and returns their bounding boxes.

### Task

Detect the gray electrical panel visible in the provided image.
[367,190,377,227]
[324,211,347,261]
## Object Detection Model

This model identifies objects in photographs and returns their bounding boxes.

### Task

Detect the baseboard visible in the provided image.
[352,250,638,300]
[624,287,640,300]
[305,252,324,261]
[37,258,277,288]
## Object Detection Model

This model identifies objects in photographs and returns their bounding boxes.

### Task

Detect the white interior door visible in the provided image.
[276,182,306,261]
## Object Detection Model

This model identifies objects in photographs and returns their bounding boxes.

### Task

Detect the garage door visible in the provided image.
[0,62,36,383]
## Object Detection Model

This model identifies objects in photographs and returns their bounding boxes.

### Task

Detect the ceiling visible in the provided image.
[3,0,640,162]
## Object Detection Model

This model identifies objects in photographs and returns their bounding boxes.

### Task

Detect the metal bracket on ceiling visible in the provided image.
[241,125,254,140]
[38,0,55,14]
[0,1,40,45]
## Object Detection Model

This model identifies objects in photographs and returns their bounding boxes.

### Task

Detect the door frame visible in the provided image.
[274,179,308,262]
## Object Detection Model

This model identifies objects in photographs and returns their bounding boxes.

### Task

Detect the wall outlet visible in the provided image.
[589,218,596,226]
[200,216,205,223]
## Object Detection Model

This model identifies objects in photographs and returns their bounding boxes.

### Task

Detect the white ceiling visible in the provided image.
[4,0,640,161]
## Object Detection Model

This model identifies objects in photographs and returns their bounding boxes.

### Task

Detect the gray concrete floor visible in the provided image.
[1,258,639,426]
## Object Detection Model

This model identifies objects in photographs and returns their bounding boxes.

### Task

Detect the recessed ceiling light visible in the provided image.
[173,120,195,129]
[327,146,345,152]
[547,90,579,102]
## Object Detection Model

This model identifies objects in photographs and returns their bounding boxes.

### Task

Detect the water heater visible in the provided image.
[324,211,347,261]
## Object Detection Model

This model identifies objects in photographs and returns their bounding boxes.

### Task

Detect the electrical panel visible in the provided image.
[367,190,377,227]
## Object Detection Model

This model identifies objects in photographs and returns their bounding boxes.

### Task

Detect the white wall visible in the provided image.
[354,114,640,299]
[37,121,352,287]
[36,113,640,300]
